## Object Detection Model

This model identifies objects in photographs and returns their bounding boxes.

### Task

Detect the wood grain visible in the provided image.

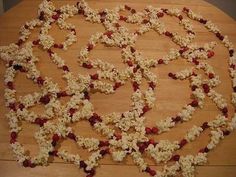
[0,0,236,177]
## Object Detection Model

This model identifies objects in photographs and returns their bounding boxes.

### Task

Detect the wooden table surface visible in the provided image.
[0,0,236,177]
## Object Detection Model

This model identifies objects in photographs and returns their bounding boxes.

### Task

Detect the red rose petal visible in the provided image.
[132,82,139,91]
[67,132,76,141]
[11,132,17,140]
[202,84,210,93]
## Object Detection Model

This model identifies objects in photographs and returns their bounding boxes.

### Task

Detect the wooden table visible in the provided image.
[0,0,236,177]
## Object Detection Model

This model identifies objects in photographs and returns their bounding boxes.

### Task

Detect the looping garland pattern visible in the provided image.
[0,0,236,177]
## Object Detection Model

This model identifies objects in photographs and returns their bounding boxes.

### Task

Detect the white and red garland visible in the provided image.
[0,0,235,177]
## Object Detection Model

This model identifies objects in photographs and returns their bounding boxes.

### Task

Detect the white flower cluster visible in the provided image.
[39,34,54,49]
[85,151,102,170]
[77,137,99,152]
[208,89,227,109]
[179,153,207,177]
[146,140,179,163]
[58,150,81,163]
[208,115,227,128]
[175,68,194,80]
[185,125,203,142]
[207,128,224,150]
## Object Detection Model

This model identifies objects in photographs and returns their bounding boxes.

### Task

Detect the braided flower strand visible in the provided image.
[0,1,235,177]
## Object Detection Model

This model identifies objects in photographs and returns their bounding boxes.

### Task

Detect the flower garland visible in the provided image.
[0,0,235,177]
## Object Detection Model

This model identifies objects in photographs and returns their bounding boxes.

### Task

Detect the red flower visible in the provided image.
[178,15,183,20]
[84,91,90,100]
[131,9,136,14]
[229,49,234,57]
[52,14,60,20]
[113,82,122,90]
[216,32,224,41]
[90,74,99,80]
[191,85,198,91]
[18,104,25,110]
[52,134,60,142]
[183,7,189,13]
[114,133,122,140]
[201,122,209,130]
[124,5,131,11]
[23,159,30,167]
[57,91,68,98]
[99,140,109,147]
[119,16,127,21]
[69,108,77,117]
[7,81,14,90]
[199,19,207,24]
[37,77,44,85]
[104,31,113,39]
[34,118,47,127]
[88,113,102,126]
[142,19,149,24]
[207,50,215,58]
[208,73,215,79]
[145,127,152,134]
[39,11,45,21]
[80,160,87,169]
[192,58,199,65]
[9,103,17,111]
[149,82,156,90]
[222,107,228,115]
[82,63,93,69]
[148,139,155,145]
[172,116,181,123]
[199,147,209,153]
[142,105,150,114]
[223,130,230,136]
[151,127,159,134]
[149,169,156,176]
[127,60,133,67]
[165,31,173,37]
[171,154,180,161]
[130,46,136,53]
[39,95,50,104]
[33,40,39,45]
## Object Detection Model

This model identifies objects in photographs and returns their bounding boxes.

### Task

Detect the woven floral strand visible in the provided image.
[0,1,235,177]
